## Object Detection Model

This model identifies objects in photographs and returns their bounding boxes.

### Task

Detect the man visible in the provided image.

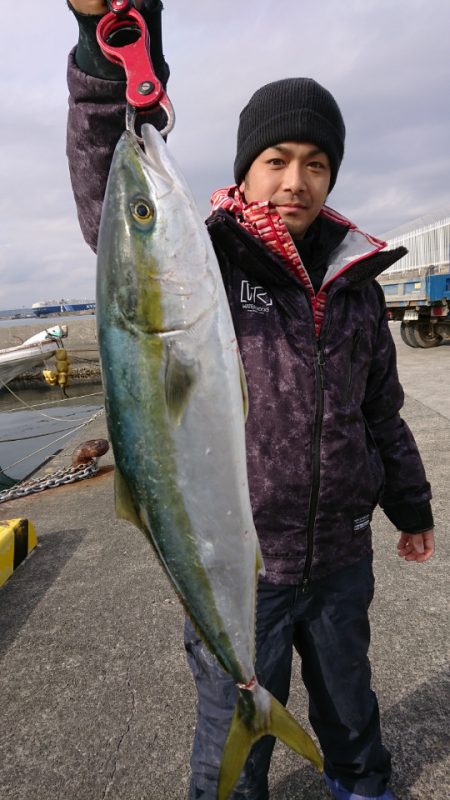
[66,3,435,799]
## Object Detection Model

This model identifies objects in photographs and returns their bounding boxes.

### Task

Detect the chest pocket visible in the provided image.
[343,328,363,404]
[340,326,374,407]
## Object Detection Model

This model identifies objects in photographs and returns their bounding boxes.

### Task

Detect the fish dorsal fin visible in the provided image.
[114,466,143,530]
[165,344,199,426]
[238,351,249,422]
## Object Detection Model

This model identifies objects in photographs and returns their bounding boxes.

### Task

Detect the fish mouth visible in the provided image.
[138,127,176,200]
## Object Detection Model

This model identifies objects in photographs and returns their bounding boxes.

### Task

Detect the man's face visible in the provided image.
[239,142,331,239]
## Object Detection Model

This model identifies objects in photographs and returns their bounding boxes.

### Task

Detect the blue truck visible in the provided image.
[377,208,450,348]
[378,267,450,347]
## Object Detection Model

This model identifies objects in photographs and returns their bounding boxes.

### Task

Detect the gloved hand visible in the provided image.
[67,1,169,86]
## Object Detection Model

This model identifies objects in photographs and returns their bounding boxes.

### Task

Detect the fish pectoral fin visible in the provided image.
[114,467,143,530]
[256,542,265,578]
[165,346,199,426]
[237,351,249,422]
[217,684,323,800]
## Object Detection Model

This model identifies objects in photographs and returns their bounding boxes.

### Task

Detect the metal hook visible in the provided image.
[126,98,176,142]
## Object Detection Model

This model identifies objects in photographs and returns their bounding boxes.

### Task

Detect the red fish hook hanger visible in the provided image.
[97,1,175,137]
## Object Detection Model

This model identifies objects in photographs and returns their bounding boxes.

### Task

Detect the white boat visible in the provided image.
[0,325,68,387]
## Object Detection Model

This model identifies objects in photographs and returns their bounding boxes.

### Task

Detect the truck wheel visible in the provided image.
[400,321,419,347]
[410,321,443,348]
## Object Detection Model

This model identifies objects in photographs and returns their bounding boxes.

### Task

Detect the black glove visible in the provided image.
[67,1,170,87]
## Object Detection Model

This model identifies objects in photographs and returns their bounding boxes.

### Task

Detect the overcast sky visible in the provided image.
[0,0,449,309]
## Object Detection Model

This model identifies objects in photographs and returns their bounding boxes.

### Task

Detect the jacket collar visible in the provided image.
[207,208,407,290]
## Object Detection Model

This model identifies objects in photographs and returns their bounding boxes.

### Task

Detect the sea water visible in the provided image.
[0,384,104,485]
[0,313,96,328]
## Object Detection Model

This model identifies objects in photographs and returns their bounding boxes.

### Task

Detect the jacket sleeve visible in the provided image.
[361,282,433,533]
[66,49,127,252]
[66,1,170,251]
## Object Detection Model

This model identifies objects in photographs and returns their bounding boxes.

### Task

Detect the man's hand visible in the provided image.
[69,1,144,13]
[69,1,108,12]
[397,529,435,562]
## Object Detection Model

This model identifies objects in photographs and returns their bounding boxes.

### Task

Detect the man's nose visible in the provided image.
[282,162,306,194]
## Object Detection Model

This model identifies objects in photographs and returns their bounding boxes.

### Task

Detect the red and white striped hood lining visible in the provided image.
[210,185,387,337]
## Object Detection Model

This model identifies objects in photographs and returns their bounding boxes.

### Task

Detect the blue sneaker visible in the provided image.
[324,772,395,800]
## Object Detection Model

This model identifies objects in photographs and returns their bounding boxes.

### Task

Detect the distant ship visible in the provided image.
[32,299,96,317]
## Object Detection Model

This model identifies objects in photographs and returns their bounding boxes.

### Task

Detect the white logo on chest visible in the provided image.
[240,281,273,313]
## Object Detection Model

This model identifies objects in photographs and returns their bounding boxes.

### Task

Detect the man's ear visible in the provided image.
[239,180,246,194]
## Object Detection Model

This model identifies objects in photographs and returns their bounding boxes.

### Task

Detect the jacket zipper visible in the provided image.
[300,286,346,591]
[301,341,326,591]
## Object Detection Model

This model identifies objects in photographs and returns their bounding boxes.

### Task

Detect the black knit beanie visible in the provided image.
[234,78,345,192]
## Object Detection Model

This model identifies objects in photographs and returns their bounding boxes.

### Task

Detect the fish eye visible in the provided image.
[130,198,155,223]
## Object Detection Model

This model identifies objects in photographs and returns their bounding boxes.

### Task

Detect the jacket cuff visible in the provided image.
[67,1,170,86]
[383,501,434,533]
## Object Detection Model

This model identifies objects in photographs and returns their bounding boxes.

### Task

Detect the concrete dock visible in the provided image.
[0,324,448,800]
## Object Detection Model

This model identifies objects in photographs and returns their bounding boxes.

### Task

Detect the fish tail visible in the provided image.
[217,682,323,800]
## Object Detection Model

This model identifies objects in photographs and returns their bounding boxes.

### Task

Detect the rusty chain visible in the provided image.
[0,461,99,504]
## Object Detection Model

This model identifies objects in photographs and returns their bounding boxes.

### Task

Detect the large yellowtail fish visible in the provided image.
[96,123,323,798]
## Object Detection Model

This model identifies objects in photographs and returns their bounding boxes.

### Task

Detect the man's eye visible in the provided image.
[309,161,326,170]
[267,158,285,166]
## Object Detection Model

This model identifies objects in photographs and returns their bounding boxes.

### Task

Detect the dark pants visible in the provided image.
[185,555,391,799]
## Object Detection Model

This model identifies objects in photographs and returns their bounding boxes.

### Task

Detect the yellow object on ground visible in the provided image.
[0,519,38,587]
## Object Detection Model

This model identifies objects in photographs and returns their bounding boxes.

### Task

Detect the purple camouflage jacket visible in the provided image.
[66,52,433,586]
